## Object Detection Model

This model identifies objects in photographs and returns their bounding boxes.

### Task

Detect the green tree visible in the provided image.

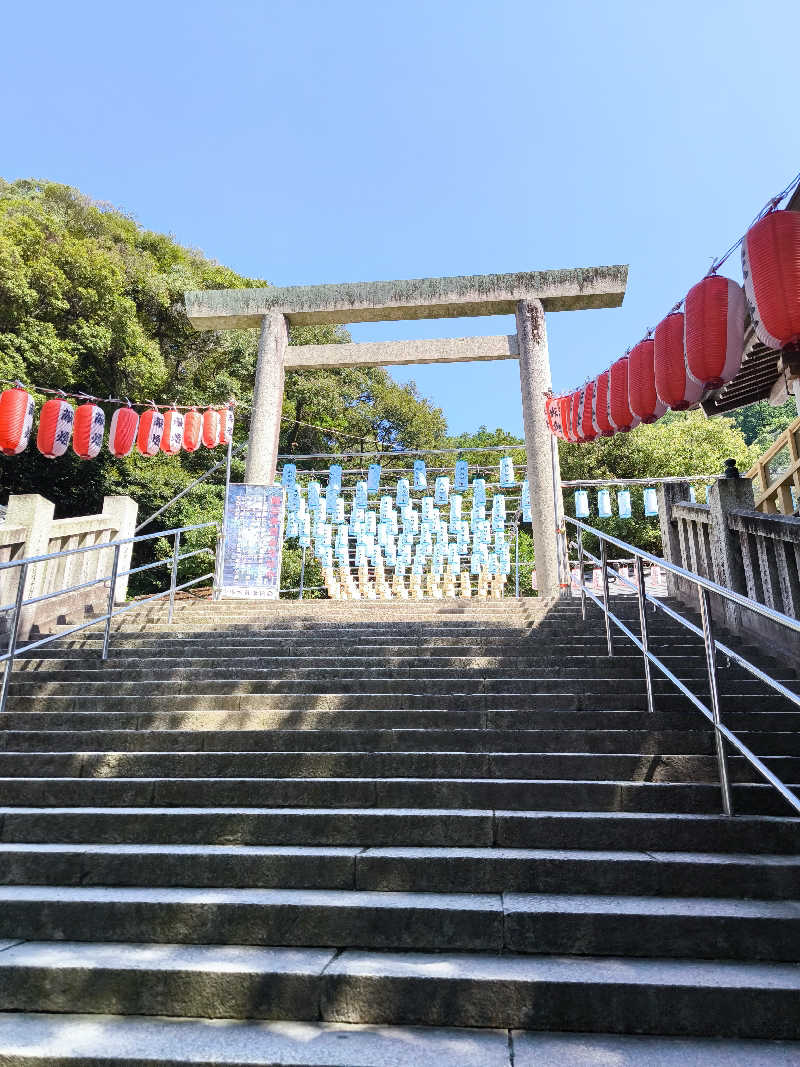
[559,410,757,553]
[724,398,797,452]
[0,179,449,593]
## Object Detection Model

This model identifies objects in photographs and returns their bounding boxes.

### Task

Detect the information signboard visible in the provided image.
[220,484,285,599]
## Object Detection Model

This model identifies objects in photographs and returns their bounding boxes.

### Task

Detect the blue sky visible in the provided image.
[2,0,797,436]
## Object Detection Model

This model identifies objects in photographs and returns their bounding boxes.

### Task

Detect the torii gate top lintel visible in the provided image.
[185,263,628,599]
[185,264,628,330]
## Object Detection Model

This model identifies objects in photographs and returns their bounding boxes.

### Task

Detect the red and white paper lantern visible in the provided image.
[571,389,584,442]
[0,387,35,456]
[108,406,139,457]
[591,371,614,437]
[72,403,105,459]
[684,275,746,391]
[545,396,562,438]
[136,407,164,456]
[202,408,220,448]
[183,408,203,452]
[608,356,640,432]
[742,210,800,350]
[654,312,704,410]
[161,408,184,454]
[559,395,573,441]
[579,379,597,441]
[218,406,234,446]
[37,398,74,458]
[628,339,667,424]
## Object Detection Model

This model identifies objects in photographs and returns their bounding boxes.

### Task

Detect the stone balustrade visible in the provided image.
[657,463,800,660]
[0,494,137,638]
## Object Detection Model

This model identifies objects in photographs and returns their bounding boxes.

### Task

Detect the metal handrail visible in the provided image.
[565,516,800,817]
[135,441,246,533]
[0,520,218,715]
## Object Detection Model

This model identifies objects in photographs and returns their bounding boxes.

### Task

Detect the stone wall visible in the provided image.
[657,465,800,662]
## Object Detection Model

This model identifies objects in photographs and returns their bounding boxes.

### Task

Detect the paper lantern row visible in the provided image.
[547,210,800,444]
[574,488,660,520]
[281,456,519,497]
[0,389,234,459]
[283,475,532,524]
[286,500,515,576]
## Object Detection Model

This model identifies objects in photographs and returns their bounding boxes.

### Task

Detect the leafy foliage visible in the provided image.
[0,179,777,596]
[0,179,448,592]
[559,410,757,554]
[723,398,797,452]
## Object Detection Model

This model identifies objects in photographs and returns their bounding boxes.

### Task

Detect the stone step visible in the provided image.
[11,653,765,674]
[4,727,797,755]
[11,667,786,688]
[3,806,796,852]
[511,1031,800,1066]
[0,941,797,1038]
[50,636,776,661]
[0,1013,514,1067]
[3,707,796,733]
[0,885,797,960]
[0,750,791,784]
[105,623,544,637]
[6,692,792,713]
[2,842,798,899]
[0,777,792,814]
[5,669,788,693]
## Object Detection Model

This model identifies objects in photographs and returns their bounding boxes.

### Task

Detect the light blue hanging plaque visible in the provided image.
[328,464,342,488]
[367,463,381,495]
[574,490,589,518]
[281,464,297,489]
[499,457,515,487]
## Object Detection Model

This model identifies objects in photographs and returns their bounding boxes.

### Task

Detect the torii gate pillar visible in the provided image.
[246,310,288,485]
[516,298,562,598]
[185,265,628,599]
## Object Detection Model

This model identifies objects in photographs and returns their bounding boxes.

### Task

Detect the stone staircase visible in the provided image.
[0,595,798,1065]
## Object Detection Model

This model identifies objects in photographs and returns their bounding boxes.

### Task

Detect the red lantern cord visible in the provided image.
[0,378,240,414]
[546,167,800,442]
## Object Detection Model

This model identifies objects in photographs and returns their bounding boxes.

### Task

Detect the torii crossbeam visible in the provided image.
[185,265,628,597]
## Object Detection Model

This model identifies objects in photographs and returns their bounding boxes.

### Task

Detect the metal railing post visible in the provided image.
[168,531,181,625]
[212,528,223,598]
[635,556,655,714]
[101,544,121,661]
[698,586,733,816]
[0,561,28,717]
[577,528,586,621]
[514,522,520,599]
[600,539,613,657]
[299,547,306,600]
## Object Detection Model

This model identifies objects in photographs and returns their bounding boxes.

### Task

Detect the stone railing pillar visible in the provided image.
[4,494,55,636]
[656,481,689,598]
[100,496,138,603]
[706,461,756,632]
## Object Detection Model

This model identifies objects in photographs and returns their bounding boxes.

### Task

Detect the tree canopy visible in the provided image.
[0,180,449,587]
[0,178,780,590]
[724,398,797,452]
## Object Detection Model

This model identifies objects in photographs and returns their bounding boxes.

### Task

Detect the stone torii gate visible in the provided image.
[185,266,628,598]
